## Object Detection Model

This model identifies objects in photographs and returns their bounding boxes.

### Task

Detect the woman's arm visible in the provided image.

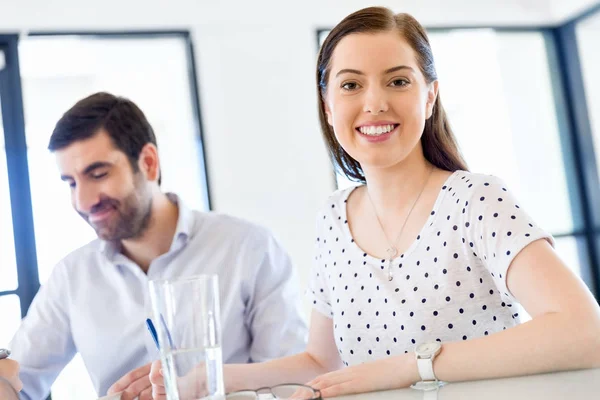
[309,239,600,397]
[434,239,600,380]
[226,310,343,391]
[150,310,342,399]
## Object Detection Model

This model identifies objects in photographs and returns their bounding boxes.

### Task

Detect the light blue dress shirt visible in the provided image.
[10,194,307,399]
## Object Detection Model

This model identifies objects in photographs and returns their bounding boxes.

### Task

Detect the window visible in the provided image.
[0,295,21,348]
[428,30,574,235]
[19,35,210,286]
[0,117,21,348]
[577,11,600,190]
[1,33,209,399]
[0,97,19,294]
[0,53,22,350]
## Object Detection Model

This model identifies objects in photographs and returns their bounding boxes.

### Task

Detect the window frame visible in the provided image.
[1,29,212,400]
[0,34,40,313]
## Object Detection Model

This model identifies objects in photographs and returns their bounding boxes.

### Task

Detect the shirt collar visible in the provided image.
[99,192,194,260]
[167,192,194,249]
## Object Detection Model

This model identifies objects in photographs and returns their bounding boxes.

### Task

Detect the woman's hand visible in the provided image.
[306,354,418,398]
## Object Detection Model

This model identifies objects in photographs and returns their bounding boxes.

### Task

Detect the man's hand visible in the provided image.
[107,362,153,400]
[0,359,22,392]
[150,359,210,399]
[149,360,166,400]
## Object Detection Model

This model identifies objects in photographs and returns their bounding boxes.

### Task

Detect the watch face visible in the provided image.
[416,342,442,355]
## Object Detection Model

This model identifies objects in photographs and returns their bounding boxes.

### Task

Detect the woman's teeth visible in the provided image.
[359,124,396,136]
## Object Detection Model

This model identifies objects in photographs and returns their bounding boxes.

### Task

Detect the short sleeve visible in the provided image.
[467,176,554,302]
[305,212,334,318]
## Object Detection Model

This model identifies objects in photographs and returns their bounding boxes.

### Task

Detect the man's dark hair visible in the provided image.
[48,92,161,184]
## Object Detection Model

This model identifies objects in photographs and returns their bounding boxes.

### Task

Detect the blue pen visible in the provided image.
[146,318,160,349]
[159,314,175,349]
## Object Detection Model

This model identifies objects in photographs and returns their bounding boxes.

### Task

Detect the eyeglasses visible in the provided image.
[226,384,321,400]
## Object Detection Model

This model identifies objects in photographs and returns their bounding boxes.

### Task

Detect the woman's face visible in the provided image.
[324,31,438,172]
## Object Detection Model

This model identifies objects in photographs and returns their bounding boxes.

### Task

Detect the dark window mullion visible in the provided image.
[0,35,40,316]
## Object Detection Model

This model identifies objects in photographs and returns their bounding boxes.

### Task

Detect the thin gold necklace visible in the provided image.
[366,165,434,281]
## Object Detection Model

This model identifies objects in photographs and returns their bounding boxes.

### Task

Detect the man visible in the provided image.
[10,92,307,400]
[0,358,22,399]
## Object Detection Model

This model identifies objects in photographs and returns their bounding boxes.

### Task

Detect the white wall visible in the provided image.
[1,0,598,318]
[192,23,334,313]
[550,0,600,22]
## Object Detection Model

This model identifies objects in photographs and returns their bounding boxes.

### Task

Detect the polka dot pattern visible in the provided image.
[306,171,553,366]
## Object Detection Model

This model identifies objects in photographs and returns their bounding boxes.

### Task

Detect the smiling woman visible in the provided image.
[150,6,600,399]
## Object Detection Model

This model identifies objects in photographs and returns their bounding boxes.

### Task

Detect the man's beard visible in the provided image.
[80,178,153,241]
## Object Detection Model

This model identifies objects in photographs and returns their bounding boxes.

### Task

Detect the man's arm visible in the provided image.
[9,262,77,400]
[0,359,22,393]
[244,232,308,361]
[0,377,20,400]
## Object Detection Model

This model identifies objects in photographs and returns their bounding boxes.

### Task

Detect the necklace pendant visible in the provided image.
[386,247,397,281]
[386,247,398,259]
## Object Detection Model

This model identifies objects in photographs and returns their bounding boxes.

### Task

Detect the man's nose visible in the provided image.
[73,183,100,214]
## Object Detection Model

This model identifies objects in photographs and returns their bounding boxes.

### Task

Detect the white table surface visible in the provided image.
[334,368,600,400]
[97,368,600,399]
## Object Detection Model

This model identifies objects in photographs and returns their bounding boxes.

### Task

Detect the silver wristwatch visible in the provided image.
[411,342,445,391]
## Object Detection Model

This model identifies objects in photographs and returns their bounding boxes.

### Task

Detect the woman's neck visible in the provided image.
[361,153,433,218]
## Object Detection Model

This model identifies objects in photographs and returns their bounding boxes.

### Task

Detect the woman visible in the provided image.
[151,6,600,398]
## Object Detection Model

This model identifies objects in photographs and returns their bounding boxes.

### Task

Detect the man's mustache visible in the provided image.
[79,197,120,219]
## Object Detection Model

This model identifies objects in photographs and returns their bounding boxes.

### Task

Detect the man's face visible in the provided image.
[55,129,153,241]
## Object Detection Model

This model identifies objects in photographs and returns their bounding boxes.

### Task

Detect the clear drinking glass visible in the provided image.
[149,274,225,400]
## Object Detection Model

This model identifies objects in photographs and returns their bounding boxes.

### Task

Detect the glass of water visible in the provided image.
[149,274,225,400]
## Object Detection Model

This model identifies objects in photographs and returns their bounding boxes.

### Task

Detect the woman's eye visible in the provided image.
[341,82,359,91]
[391,79,409,87]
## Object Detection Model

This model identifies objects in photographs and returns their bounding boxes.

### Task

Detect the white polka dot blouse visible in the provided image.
[306,171,554,366]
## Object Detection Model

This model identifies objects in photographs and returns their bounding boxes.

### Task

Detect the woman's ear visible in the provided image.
[426,80,439,119]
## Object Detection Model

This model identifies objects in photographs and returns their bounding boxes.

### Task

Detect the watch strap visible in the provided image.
[417,356,436,381]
